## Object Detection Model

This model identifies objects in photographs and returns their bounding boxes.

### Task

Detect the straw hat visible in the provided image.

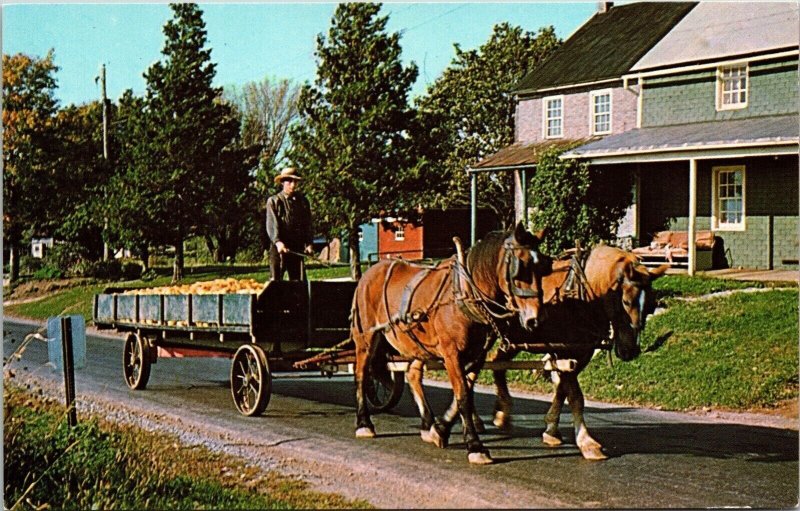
[274,167,303,184]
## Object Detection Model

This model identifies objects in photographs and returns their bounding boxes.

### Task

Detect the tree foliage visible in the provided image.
[415,24,560,227]
[108,4,254,280]
[50,101,111,259]
[528,148,634,254]
[2,51,60,281]
[289,2,419,279]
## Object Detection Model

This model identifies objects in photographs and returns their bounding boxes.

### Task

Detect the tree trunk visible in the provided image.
[139,244,150,272]
[172,238,184,283]
[9,243,20,283]
[348,227,361,281]
[205,236,219,263]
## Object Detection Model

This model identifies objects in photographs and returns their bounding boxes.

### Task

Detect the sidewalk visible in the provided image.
[701,268,799,283]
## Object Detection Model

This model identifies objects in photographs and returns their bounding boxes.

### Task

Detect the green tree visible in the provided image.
[528,148,634,254]
[290,2,418,279]
[134,3,243,281]
[50,101,111,259]
[105,90,157,269]
[2,51,60,282]
[415,24,560,227]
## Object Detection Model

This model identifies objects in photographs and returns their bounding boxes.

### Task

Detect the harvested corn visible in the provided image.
[124,278,264,295]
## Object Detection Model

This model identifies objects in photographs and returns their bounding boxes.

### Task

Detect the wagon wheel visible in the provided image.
[230,344,271,416]
[366,364,405,413]
[122,333,151,390]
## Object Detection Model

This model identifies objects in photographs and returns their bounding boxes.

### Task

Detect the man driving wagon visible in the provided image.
[266,167,315,281]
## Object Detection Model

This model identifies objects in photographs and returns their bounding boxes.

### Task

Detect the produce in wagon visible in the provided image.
[123,278,264,295]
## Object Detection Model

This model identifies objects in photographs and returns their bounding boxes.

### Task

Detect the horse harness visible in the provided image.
[378,241,539,356]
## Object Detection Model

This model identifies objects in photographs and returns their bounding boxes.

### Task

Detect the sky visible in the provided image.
[2,2,600,107]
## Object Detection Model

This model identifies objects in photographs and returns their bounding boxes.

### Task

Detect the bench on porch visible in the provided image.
[632,230,716,270]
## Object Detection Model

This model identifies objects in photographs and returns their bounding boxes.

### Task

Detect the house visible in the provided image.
[31,237,54,258]
[476,2,798,272]
[473,2,695,238]
[374,209,499,262]
[564,2,799,271]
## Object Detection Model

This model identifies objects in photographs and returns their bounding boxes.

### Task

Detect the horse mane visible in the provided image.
[466,231,507,298]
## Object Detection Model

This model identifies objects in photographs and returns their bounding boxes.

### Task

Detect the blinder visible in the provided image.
[504,245,540,298]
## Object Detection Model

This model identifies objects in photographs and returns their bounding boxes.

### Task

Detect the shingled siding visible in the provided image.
[516,85,637,143]
[641,58,799,127]
[637,156,798,269]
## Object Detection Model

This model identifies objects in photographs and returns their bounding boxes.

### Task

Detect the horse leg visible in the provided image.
[354,332,376,439]
[563,372,607,460]
[542,374,567,447]
[491,347,518,431]
[543,352,592,447]
[406,359,444,445]
[441,352,492,465]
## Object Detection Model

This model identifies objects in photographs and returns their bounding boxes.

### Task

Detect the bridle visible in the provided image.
[503,241,544,301]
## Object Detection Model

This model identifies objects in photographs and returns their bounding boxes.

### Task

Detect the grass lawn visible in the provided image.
[3,384,369,509]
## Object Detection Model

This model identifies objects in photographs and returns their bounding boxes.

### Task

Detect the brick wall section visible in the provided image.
[639,156,798,269]
[516,85,638,143]
[378,220,423,260]
[642,58,799,127]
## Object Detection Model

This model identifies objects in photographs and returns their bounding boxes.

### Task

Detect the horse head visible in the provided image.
[606,256,668,361]
[500,222,552,331]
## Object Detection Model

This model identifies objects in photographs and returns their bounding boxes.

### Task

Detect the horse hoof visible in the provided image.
[493,411,512,432]
[355,427,376,439]
[542,431,563,447]
[468,452,494,465]
[580,446,608,461]
[422,425,447,448]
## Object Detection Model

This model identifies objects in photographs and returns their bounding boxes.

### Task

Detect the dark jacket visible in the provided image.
[266,191,313,250]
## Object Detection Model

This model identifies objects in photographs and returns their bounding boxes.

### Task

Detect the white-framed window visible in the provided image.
[394,226,405,241]
[543,95,563,138]
[716,64,748,111]
[590,90,612,135]
[712,165,746,231]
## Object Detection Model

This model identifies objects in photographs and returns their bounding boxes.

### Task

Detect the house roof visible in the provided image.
[472,139,596,170]
[563,114,800,161]
[514,2,696,94]
[631,3,800,72]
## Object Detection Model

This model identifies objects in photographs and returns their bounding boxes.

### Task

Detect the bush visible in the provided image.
[33,265,63,280]
[20,255,44,274]
[140,268,159,282]
[121,262,143,280]
[42,242,85,275]
[69,259,122,280]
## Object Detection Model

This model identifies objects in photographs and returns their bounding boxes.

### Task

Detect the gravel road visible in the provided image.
[4,317,798,508]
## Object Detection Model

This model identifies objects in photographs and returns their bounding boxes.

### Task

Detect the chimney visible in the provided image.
[598,2,613,13]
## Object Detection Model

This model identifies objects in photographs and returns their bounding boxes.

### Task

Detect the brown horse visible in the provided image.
[409,244,667,460]
[351,223,550,464]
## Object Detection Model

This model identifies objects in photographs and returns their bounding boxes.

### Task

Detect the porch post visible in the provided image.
[521,168,528,228]
[688,158,698,276]
[470,170,477,247]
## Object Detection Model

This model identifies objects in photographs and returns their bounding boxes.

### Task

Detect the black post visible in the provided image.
[60,316,78,427]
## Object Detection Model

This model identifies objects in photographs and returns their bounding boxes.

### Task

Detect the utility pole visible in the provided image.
[100,64,110,261]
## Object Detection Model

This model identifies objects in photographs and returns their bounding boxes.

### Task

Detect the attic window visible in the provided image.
[717,64,748,111]
[543,96,563,138]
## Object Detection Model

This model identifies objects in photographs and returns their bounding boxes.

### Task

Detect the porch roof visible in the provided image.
[563,114,800,164]
[471,138,596,170]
